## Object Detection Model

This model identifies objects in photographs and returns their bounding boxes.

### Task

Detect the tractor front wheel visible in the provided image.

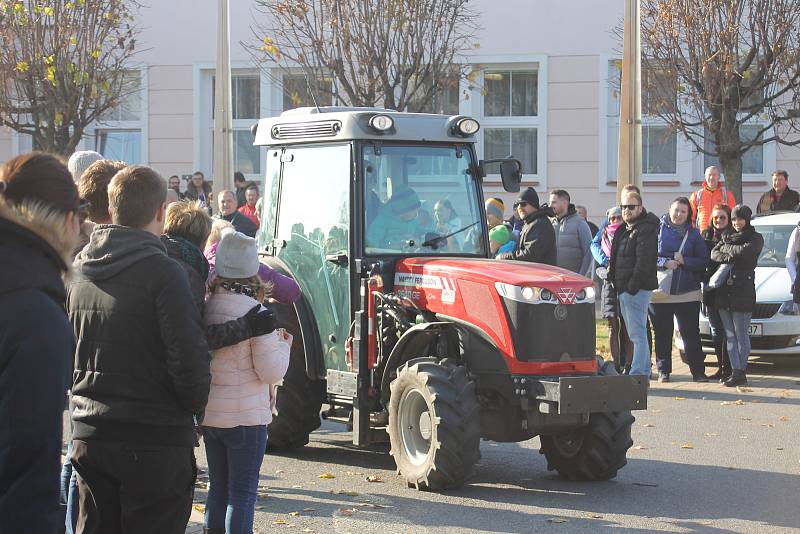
[388,359,480,491]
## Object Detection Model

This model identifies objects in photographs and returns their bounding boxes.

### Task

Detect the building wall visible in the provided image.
[0,0,793,221]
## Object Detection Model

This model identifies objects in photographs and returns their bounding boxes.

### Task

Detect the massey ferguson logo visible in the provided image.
[556,287,576,305]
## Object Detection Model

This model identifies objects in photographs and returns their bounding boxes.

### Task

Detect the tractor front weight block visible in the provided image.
[513,375,648,415]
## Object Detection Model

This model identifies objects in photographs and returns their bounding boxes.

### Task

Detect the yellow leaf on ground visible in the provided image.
[779,416,789,422]
[642,423,655,427]
[365,475,384,482]
[586,513,603,519]
[302,507,316,512]
[192,504,205,512]
[289,511,300,516]
[736,386,753,393]
[273,519,288,524]
[337,490,361,496]
[632,445,648,450]
[681,443,694,449]
[674,396,687,400]
[318,473,336,479]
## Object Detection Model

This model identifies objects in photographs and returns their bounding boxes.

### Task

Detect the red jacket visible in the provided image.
[238,204,260,227]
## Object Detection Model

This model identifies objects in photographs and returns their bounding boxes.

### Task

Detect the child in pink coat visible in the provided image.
[201,231,290,534]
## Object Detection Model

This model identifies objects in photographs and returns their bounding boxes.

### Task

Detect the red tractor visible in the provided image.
[253,108,647,490]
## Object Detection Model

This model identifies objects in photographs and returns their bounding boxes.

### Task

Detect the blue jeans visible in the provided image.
[618,290,653,377]
[718,309,752,371]
[202,425,267,534]
[60,442,78,534]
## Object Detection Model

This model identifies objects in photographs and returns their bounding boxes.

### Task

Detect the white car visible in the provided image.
[676,212,800,360]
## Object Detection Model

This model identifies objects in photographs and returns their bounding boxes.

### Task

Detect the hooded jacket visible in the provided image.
[552,204,593,275]
[710,225,764,312]
[0,199,73,533]
[68,225,211,447]
[497,205,557,265]
[608,209,660,294]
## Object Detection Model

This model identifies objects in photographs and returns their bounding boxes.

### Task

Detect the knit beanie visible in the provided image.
[485,198,505,220]
[390,185,421,215]
[216,231,259,279]
[514,187,539,208]
[731,204,753,223]
[606,206,622,220]
[68,151,103,183]
[489,224,510,245]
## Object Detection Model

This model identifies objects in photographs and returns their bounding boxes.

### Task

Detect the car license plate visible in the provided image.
[748,323,762,336]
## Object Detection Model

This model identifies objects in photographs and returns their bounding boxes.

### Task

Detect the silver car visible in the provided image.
[676,212,800,360]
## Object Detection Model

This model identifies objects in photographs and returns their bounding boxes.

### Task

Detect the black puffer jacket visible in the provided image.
[0,203,73,533]
[710,225,764,313]
[608,209,660,295]
[497,205,557,265]
[700,225,731,306]
[68,225,211,447]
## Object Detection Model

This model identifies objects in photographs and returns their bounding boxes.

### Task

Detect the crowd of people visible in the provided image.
[0,151,299,534]
[486,165,788,389]
[0,146,793,533]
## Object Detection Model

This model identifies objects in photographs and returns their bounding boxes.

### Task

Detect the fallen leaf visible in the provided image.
[586,513,603,519]
[302,507,316,512]
[776,447,784,451]
[674,396,687,400]
[681,443,694,449]
[705,432,719,437]
[345,471,364,476]
[291,485,303,489]
[642,423,655,428]
[736,386,753,393]
[192,504,205,512]
[358,502,387,509]
[318,473,336,479]
[779,416,789,422]
[302,530,314,533]
[546,518,569,523]
[274,519,288,525]
[289,511,300,517]
[338,507,357,517]
[632,445,648,450]
[721,399,745,406]
[365,475,384,483]
[275,469,284,474]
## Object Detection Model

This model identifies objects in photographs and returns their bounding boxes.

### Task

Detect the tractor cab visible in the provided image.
[253,107,647,491]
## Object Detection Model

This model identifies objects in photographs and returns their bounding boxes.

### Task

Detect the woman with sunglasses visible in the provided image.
[590,206,634,373]
[0,152,83,532]
[701,204,733,382]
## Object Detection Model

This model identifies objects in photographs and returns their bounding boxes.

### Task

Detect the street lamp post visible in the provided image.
[616,0,643,198]
[213,0,234,202]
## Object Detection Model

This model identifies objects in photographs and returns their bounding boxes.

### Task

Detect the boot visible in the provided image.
[724,369,747,387]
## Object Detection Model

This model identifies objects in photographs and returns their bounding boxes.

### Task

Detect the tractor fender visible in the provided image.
[259,256,325,381]
[379,322,451,405]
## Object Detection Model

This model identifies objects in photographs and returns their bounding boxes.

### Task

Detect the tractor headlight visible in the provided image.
[369,114,394,132]
[496,282,548,304]
[521,286,536,300]
[576,286,595,303]
[455,117,480,136]
[540,288,554,302]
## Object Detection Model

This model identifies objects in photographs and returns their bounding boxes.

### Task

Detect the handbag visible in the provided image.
[707,263,732,289]
[652,231,690,302]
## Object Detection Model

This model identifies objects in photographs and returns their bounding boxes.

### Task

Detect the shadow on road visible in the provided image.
[648,386,799,406]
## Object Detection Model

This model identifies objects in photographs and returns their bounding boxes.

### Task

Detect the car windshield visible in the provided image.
[755,224,794,267]
[363,144,485,256]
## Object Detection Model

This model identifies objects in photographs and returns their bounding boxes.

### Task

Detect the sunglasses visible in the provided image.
[620,204,640,211]
[712,215,728,220]
[514,201,530,208]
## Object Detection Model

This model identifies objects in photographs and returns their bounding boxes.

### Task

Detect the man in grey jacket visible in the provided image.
[549,189,593,276]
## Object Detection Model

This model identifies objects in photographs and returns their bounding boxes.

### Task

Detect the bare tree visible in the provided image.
[249,0,479,112]
[0,0,141,156]
[639,0,800,200]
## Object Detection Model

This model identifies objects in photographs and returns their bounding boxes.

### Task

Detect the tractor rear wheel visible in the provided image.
[388,359,480,491]
[539,359,635,480]
[267,308,324,451]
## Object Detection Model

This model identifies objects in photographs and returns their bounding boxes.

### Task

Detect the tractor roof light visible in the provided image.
[455,117,480,136]
[369,114,394,133]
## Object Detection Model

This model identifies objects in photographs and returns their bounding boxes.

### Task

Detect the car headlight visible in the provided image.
[778,300,800,315]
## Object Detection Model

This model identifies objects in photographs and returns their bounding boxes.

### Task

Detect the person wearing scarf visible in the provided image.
[701,204,733,382]
[590,206,633,372]
[651,197,709,383]
[711,205,764,387]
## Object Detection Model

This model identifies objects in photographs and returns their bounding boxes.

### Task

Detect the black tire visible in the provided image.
[267,308,325,451]
[539,358,635,481]
[388,359,480,491]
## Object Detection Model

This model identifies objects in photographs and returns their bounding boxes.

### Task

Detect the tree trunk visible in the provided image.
[716,121,744,204]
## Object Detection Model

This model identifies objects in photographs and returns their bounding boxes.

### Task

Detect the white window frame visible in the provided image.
[194,62,268,185]
[462,55,548,190]
[87,67,148,164]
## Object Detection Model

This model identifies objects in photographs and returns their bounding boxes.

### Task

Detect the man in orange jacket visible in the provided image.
[689,165,737,231]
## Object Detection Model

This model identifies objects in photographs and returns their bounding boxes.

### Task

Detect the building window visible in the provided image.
[479,65,543,181]
[281,74,333,110]
[94,70,143,164]
[484,70,537,117]
[704,125,765,175]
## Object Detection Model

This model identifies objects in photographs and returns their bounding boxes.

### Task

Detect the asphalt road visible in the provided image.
[183,355,800,534]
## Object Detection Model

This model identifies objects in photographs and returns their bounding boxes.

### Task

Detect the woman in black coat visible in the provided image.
[0,153,82,532]
[701,204,732,382]
[710,205,764,387]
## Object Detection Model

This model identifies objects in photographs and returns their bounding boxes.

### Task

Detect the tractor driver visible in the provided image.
[366,185,432,250]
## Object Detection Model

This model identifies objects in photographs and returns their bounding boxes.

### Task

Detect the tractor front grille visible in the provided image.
[501,299,595,362]
[271,120,342,140]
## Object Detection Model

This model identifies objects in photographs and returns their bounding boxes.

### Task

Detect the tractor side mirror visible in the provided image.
[478,158,522,193]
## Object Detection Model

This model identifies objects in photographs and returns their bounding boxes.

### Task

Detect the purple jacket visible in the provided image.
[657,215,709,294]
[204,242,301,304]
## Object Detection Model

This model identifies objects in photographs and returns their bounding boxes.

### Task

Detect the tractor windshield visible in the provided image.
[363,144,485,256]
